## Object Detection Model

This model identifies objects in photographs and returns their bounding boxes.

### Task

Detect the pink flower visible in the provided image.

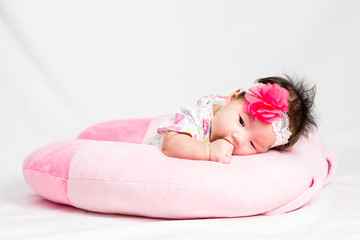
[174,113,185,124]
[166,126,181,132]
[203,119,209,135]
[243,83,289,124]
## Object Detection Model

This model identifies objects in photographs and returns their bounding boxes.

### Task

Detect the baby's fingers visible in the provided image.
[221,156,232,164]
[220,150,232,164]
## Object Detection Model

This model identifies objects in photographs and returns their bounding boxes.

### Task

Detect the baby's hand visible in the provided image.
[209,139,234,164]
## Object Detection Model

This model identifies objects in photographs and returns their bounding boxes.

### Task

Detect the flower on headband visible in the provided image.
[243,83,289,124]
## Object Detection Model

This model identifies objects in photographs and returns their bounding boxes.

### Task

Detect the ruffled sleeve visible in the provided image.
[146,95,225,146]
[157,107,204,140]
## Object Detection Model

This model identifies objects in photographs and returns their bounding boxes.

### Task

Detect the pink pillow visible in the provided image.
[23,117,337,219]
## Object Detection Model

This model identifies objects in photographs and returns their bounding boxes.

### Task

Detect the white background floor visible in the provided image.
[1,1,359,239]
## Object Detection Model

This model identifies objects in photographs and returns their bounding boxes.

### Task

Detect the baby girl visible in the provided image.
[146,76,317,164]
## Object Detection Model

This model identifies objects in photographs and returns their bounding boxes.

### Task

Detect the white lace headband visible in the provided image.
[270,112,292,148]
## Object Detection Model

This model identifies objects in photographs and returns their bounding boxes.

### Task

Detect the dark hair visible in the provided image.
[237,75,317,151]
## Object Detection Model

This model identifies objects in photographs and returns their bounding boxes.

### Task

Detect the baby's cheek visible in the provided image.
[232,146,243,155]
[212,123,229,139]
[232,146,253,156]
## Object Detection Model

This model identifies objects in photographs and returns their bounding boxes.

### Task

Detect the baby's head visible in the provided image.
[238,75,317,151]
[210,75,317,155]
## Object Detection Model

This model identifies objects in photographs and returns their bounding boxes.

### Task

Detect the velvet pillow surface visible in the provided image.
[23,117,337,219]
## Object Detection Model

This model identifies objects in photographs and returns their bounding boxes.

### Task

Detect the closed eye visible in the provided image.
[240,116,256,150]
[239,116,245,127]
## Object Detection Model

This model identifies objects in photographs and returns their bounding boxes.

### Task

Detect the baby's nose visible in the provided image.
[231,132,244,146]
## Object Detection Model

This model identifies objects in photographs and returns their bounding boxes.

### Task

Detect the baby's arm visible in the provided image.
[161,131,234,163]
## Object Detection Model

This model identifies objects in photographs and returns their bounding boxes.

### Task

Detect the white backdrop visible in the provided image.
[1,0,360,239]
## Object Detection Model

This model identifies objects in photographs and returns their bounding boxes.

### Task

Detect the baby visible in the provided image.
[146,76,317,164]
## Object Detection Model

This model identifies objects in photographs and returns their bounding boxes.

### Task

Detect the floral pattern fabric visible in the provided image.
[145,95,226,147]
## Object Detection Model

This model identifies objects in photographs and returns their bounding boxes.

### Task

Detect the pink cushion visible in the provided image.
[23,117,337,219]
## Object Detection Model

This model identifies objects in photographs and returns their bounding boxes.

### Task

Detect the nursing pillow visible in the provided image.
[23,117,337,219]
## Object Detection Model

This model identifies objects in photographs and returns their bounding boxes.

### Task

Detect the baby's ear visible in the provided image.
[234,89,244,95]
[226,89,244,102]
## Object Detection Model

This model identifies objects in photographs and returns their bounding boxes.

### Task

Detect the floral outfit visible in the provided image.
[145,95,226,147]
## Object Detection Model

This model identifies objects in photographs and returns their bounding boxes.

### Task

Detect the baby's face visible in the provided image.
[211,97,276,155]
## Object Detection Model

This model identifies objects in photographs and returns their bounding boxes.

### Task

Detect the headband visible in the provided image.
[243,83,292,148]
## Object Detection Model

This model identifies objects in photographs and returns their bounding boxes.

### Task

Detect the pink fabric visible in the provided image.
[67,140,318,218]
[77,118,152,143]
[23,140,86,205]
[23,117,337,219]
